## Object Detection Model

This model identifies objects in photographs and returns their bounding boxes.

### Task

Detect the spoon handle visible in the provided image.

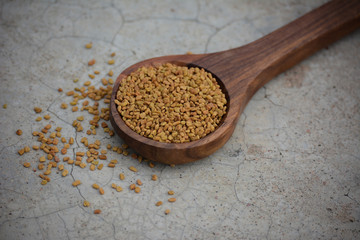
[195,0,360,101]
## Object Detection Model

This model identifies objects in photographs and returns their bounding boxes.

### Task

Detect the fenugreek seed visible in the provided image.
[47,154,53,160]
[38,163,44,170]
[99,188,104,195]
[149,162,155,168]
[72,106,78,112]
[88,74,95,79]
[16,129,23,136]
[84,81,91,86]
[18,148,25,155]
[41,180,48,185]
[151,174,158,181]
[108,163,115,168]
[116,186,123,192]
[129,183,136,190]
[136,179,142,186]
[108,78,114,84]
[63,156,70,162]
[94,140,101,146]
[97,164,103,170]
[34,107,42,113]
[88,59,96,66]
[92,183,100,189]
[77,116,84,121]
[61,103,68,109]
[49,132,56,138]
[165,209,170,215]
[24,146,30,152]
[61,137,66,143]
[94,70,100,75]
[108,70,113,77]
[99,155,107,160]
[73,79,79,83]
[85,42,92,49]
[123,150,128,156]
[110,52,116,57]
[108,59,115,65]
[119,173,125,180]
[67,159,74,164]
[107,144,111,149]
[122,144,128,149]
[134,187,141,193]
[56,132,61,138]
[88,164,95,171]
[111,183,117,189]
[131,153,137,159]
[44,169,51,175]
[168,198,176,202]
[101,149,107,154]
[79,163,86,168]
[44,115,51,120]
[36,116,42,121]
[155,201,163,206]
[168,190,175,195]
[3,104,7,109]
[110,159,117,164]
[58,164,64,171]
[23,162,31,168]
[64,143,70,149]
[61,148,67,154]
[39,156,46,162]
[94,209,101,214]
[83,200,90,207]
[129,166,137,172]
[72,180,81,187]
[58,88,63,92]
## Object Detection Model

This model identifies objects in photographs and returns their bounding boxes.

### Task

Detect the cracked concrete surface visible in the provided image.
[1,0,359,239]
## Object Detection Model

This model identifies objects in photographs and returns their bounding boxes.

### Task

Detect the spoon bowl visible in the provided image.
[110,0,360,164]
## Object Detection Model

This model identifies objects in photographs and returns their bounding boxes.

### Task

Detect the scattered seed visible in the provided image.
[85,42,92,49]
[119,173,125,180]
[18,148,25,155]
[136,179,142,186]
[44,115,51,120]
[34,107,42,113]
[151,174,158,181]
[88,59,96,66]
[72,180,81,187]
[36,116,42,121]
[58,88,63,92]
[16,129,23,136]
[134,186,141,193]
[99,188,105,195]
[129,166,137,172]
[165,209,170,215]
[155,201,163,206]
[94,209,101,214]
[23,162,31,168]
[84,81,91,86]
[108,70,113,77]
[92,183,100,189]
[3,104,7,109]
[94,70,100,75]
[41,180,48,185]
[168,190,174,195]
[97,164,103,170]
[129,183,136,190]
[61,103,68,109]
[83,200,90,207]
[116,186,123,192]
[168,198,176,202]
[110,52,116,57]
[108,59,115,65]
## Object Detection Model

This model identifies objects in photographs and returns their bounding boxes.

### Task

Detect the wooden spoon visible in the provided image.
[110,0,360,165]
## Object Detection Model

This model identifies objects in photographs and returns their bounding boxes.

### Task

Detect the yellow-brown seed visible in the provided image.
[41,180,48,185]
[34,107,42,113]
[44,115,51,120]
[136,179,142,186]
[84,81,91,86]
[99,188,104,195]
[3,104,7,109]
[108,70,113,77]
[108,59,115,65]
[85,42,92,49]
[92,183,100,189]
[165,209,170,215]
[97,164,103,170]
[38,163,44,170]
[24,146,30,152]
[168,190,175,195]
[18,148,25,155]
[90,164,96,171]
[168,198,176,202]
[94,70,100,75]
[23,162,31,168]
[83,200,90,207]
[134,186,141,193]
[111,183,117,189]
[119,173,125,180]
[151,174,158,181]
[155,201,163,206]
[88,74,95,79]
[94,209,101,214]
[16,129,23,136]
[129,183,136,190]
[72,180,81,187]
[61,103,68,109]
[129,166,137,172]
[116,186,123,192]
[88,59,96,66]
[36,116,42,121]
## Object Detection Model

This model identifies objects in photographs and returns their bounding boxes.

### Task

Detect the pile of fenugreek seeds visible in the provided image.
[115,63,227,143]
[15,42,177,215]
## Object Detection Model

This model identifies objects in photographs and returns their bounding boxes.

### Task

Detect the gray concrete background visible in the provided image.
[0,0,359,239]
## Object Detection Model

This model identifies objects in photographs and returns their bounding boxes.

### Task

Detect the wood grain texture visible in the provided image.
[110,0,360,165]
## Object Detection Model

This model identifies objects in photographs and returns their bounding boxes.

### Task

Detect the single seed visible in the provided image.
[129,166,137,172]
[99,188,104,195]
[108,59,115,65]
[44,115,51,120]
[168,190,175,195]
[94,70,100,75]
[134,187,141,193]
[39,156,46,162]
[3,104,7,109]
[23,162,31,168]
[83,200,90,207]
[88,74,95,79]
[44,169,51,175]
[155,201,163,206]
[18,148,25,155]
[90,164,95,171]
[151,174,158,181]
[108,70,113,77]
[72,106,79,112]
[149,162,155,168]
[110,52,116,57]
[72,180,81,187]
[84,81,91,86]
[119,173,125,180]
[94,209,101,214]
[85,42,92,49]
[61,103,68,109]
[129,183,136,190]
[111,183,117,189]
[108,78,114,84]
[58,164,64,171]
[34,107,42,113]
[165,209,170,215]
[168,198,176,202]
[36,116,42,121]
[38,163,44,170]
[92,183,100,189]
[77,116,84,121]
[136,179,142,186]
[97,164,103,170]
[58,88,63,92]
[41,180,48,185]
[88,59,96,66]
[24,146,30,152]
[16,129,23,136]
[116,186,123,192]
[73,79,79,83]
